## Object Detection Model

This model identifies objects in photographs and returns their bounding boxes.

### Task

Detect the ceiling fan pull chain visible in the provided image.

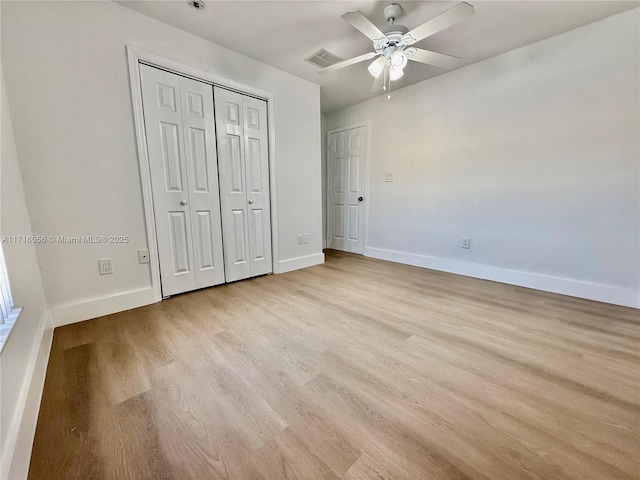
[387,66,390,93]
[382,65,387,91]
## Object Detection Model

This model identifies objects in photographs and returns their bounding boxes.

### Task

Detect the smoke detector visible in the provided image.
[187,0,205,10]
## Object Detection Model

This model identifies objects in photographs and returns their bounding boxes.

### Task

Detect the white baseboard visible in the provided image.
[2,310,53,480]
[51,287,157,328]
[278,253,325,274]
[364,247,639,309]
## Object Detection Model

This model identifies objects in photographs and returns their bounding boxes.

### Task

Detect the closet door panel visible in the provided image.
[180,76,226,288]
[214,87,251,282]
[243,96,272,277]
[140,65,196,296]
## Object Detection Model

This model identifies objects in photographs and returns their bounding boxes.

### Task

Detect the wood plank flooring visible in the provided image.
[29,250,640,479]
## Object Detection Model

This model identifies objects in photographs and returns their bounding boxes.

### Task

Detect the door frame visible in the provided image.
[326,122,371,254]
[127,46,280,301]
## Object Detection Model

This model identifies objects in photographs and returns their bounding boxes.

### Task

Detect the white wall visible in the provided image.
[0,68,52,480]
[1,1,323,324]
[327,9,640,307]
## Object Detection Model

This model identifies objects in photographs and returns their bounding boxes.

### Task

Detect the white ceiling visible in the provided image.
[118,0,638,112]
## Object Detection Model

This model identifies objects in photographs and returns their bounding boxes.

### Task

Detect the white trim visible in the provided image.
[326,121,371,254]
[265,91,281,274]
[278,253,325,274]
[126,46,281,296]
[51,287,156,328]
[1,310,53,480]
[365,247,640,308]
[127,49,162,302]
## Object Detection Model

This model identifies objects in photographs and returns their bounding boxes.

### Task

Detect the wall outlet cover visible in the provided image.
[138,248,150,264]
[98,258,113,274]
[462,237,471,249]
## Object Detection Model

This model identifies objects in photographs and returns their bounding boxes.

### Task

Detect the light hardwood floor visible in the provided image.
[29,250,639,479]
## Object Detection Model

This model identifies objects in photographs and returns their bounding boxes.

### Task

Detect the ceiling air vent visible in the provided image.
[305,49,343,68]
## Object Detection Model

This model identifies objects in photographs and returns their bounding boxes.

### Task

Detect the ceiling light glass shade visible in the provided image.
[368,56,386,78]
[390,66,404,81]
[390,50,408,69]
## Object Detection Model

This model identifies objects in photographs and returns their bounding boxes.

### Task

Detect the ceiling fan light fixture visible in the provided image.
[368,56,386,78]
[390,50,408,69]
[390,66,404,81]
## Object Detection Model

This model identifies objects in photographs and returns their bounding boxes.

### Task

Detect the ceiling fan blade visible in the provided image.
[342,11,386,42]
[408,48,460,69]
[371,65,389,92]
[317,53,377,75]
[403,2,474,45]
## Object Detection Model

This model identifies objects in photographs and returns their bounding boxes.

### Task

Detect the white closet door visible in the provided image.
[243,96,272,277]
[180,76,226,289]
[213,88,251,282]
[214,87,272,282]
[140,65,225,296]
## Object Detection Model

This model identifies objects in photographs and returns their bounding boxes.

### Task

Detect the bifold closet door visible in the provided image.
[140,65,225,296]
[214,87,272,282]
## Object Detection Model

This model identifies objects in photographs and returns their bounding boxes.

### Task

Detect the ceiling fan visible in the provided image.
[318,2,474,95]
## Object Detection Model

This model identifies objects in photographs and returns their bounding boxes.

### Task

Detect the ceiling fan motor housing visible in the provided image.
[375,25,410,55]
[382,24,409,36]
[376,4,410,52]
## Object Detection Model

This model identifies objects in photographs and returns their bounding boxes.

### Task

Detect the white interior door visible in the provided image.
[214,87,272,282]
[328,126,367,254]
[140,65,225,296]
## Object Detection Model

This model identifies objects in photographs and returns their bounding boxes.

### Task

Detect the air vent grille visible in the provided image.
[305,49,343,68]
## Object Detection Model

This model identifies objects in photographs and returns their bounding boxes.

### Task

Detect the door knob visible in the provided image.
[358,196,364,202]
[248,200,254,204]
[180,200,188,206]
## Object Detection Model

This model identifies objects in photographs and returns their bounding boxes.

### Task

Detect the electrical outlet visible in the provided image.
[297,234,303,245]
[138,248,150,264]
[98,258,112,275]
[302,233,308,244]
[462,237,471,249]
[385,173,394,182]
